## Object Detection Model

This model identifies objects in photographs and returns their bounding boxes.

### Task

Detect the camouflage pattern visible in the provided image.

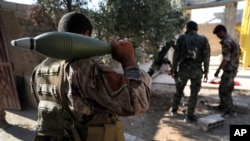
[67,57,152,121]
[219,35,240,110]
[220,35,240,72]
[171,31,210,117]
[172,31,210,73]
[219,71,237,110]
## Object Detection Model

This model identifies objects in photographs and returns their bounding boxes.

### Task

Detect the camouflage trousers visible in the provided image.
[171,63,203,117]
[0,93,5,120]
[219,70,237,111]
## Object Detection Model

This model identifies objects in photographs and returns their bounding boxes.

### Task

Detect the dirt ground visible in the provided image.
[2,87,250,141]
[120,88,250,141]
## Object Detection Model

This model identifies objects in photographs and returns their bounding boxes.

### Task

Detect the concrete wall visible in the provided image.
[199,23,221,56]
[198,23,240,56]
[0,0,47,107]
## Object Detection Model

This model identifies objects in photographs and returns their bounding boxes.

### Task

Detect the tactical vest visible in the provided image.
[31,58,73,138]
[31,58,125,141]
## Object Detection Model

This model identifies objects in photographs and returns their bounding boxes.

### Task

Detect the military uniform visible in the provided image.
[218,35,240,112]
[31,57,151,141]
[171,31,210,118]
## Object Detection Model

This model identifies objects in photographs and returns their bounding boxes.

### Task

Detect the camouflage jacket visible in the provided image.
[172,31,210,73]
[31,57,152,124]
[220,35,240,71]
[66,57,151,122]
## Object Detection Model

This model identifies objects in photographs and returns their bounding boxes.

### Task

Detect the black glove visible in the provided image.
[147,68,155,76]
[172,71,178,79]
[214,69,220,77]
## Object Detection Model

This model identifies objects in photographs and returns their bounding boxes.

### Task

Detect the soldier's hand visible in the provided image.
[214,69,220,77]
[203,73,208,82]
[172,71,178,79]
[111,38,137,68]
[147,68,155,77]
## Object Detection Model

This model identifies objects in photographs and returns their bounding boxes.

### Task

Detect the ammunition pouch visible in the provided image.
[37,100,72,136]
[84,120,125,141]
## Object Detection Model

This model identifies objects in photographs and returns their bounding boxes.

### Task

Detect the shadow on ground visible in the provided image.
[121,89,250,141]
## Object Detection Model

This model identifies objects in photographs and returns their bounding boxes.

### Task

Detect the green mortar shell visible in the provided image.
[12,31,112,60]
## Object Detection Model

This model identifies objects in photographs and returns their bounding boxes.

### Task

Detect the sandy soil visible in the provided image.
[121,88,250,141]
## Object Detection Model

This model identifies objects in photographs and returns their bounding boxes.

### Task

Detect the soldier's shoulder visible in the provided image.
[224,36,237,44]
[177,34,185,41]
[179,34,185,37]
[195,34,208,43]
[197,34,207,39]
[69,57,103,69]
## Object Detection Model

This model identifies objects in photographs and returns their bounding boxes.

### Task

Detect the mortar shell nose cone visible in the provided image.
[11,40,16,46]
[10,37,34,50]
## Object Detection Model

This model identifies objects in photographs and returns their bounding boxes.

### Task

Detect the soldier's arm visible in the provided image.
[221,41,232,69]
[81,38,152,116]
[84,63,151,116]
[202,36,211,74]
[214,42,231,77]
